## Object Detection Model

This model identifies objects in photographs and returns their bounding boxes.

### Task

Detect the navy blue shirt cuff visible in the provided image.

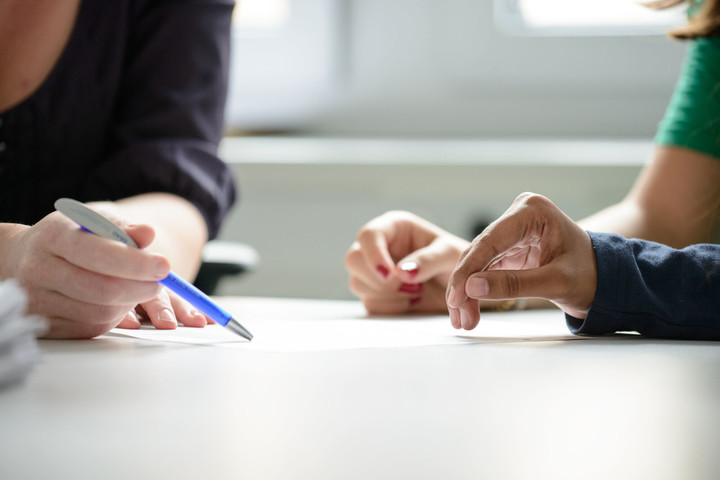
[566,232,720,340]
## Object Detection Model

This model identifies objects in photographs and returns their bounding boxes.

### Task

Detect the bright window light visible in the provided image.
[233,0,291,30]
[521,0,684,27]
[225,0,341,130]
[495,0,687,35]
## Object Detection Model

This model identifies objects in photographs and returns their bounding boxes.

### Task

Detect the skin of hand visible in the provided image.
[345,210,470,314]
[0,211,171,339]
[90,194,211,332]
[446,193,598,331]
[0,194,211,338]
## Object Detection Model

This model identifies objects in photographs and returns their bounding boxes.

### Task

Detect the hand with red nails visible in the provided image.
[345,211,469,314]
[446,193,598,330]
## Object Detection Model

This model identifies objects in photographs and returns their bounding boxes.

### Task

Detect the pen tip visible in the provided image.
[226,317,253,341]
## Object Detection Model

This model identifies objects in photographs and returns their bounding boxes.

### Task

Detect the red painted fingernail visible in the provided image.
[399,283,423,294]
[399,261,419,278]
[410,297,422,306]
[377,265,390,278]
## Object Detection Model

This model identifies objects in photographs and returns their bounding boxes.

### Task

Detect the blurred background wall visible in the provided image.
[214,0,687,299]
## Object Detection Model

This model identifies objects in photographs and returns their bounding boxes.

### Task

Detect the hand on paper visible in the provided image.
[345,211,469,314]
[96,195,211,332]
[446,193,598,330]
[0,209,205,338]
[115,283,210,331]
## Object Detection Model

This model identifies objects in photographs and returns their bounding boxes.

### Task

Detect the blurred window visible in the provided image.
[494,0,687,36]
[234,0,290,33]
[226,0,341,131]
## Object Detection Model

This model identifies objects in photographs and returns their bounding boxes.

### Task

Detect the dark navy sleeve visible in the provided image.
[566,232,720,340]
[82,0,236,239]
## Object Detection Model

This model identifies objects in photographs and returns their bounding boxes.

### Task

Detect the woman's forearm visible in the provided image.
[95,193,208,281]
[579,146,720,248]
[578,200,649,239]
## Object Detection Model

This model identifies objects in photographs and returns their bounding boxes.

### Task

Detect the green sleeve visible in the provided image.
[655,37,720,160]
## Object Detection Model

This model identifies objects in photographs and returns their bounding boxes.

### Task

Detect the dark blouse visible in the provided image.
[0,0,236,238]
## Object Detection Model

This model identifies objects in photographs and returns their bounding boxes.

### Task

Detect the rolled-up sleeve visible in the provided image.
[83,0,236,238]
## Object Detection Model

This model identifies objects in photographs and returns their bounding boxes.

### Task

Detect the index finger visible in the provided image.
[355,220,398,281]
[446,211,529,309]
[54,221,170,281]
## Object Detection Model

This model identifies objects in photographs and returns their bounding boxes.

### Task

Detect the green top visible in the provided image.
[655,36,720,159]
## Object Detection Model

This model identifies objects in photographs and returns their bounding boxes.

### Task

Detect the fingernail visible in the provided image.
[154,260,169,279]
[399,283,423,294]
[376,265,390,279]
[410,297,422,306]
[125,310,141,328]
[467,277,489,297]
[159,308,175,324]
[399,261,419,278]
[192,310,207,326]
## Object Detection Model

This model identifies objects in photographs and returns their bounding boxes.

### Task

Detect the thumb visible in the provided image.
[464,267,560,301]
[395,238,462,283]
[124,224,156,250]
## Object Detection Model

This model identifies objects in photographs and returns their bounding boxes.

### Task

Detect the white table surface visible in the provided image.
[1,297,718,480]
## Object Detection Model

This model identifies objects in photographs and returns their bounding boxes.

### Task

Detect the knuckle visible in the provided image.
[141,294,169,314]
[93,280,124,304]
[502,271,522,298]
[356,227,376,245]
[371,210,417,229]
[520,192,551,210]
[513,192,534,205]
[383,210,412,221]
[515,191,538,203]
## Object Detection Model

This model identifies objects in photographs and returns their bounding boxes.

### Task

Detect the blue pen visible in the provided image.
[54,198,253,341]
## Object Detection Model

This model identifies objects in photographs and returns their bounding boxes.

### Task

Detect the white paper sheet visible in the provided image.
[105,297,581,352]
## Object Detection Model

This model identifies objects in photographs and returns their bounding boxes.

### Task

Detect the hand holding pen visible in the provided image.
[55,199,251,340]
[0,207,169,338]
[0,199,251,340]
